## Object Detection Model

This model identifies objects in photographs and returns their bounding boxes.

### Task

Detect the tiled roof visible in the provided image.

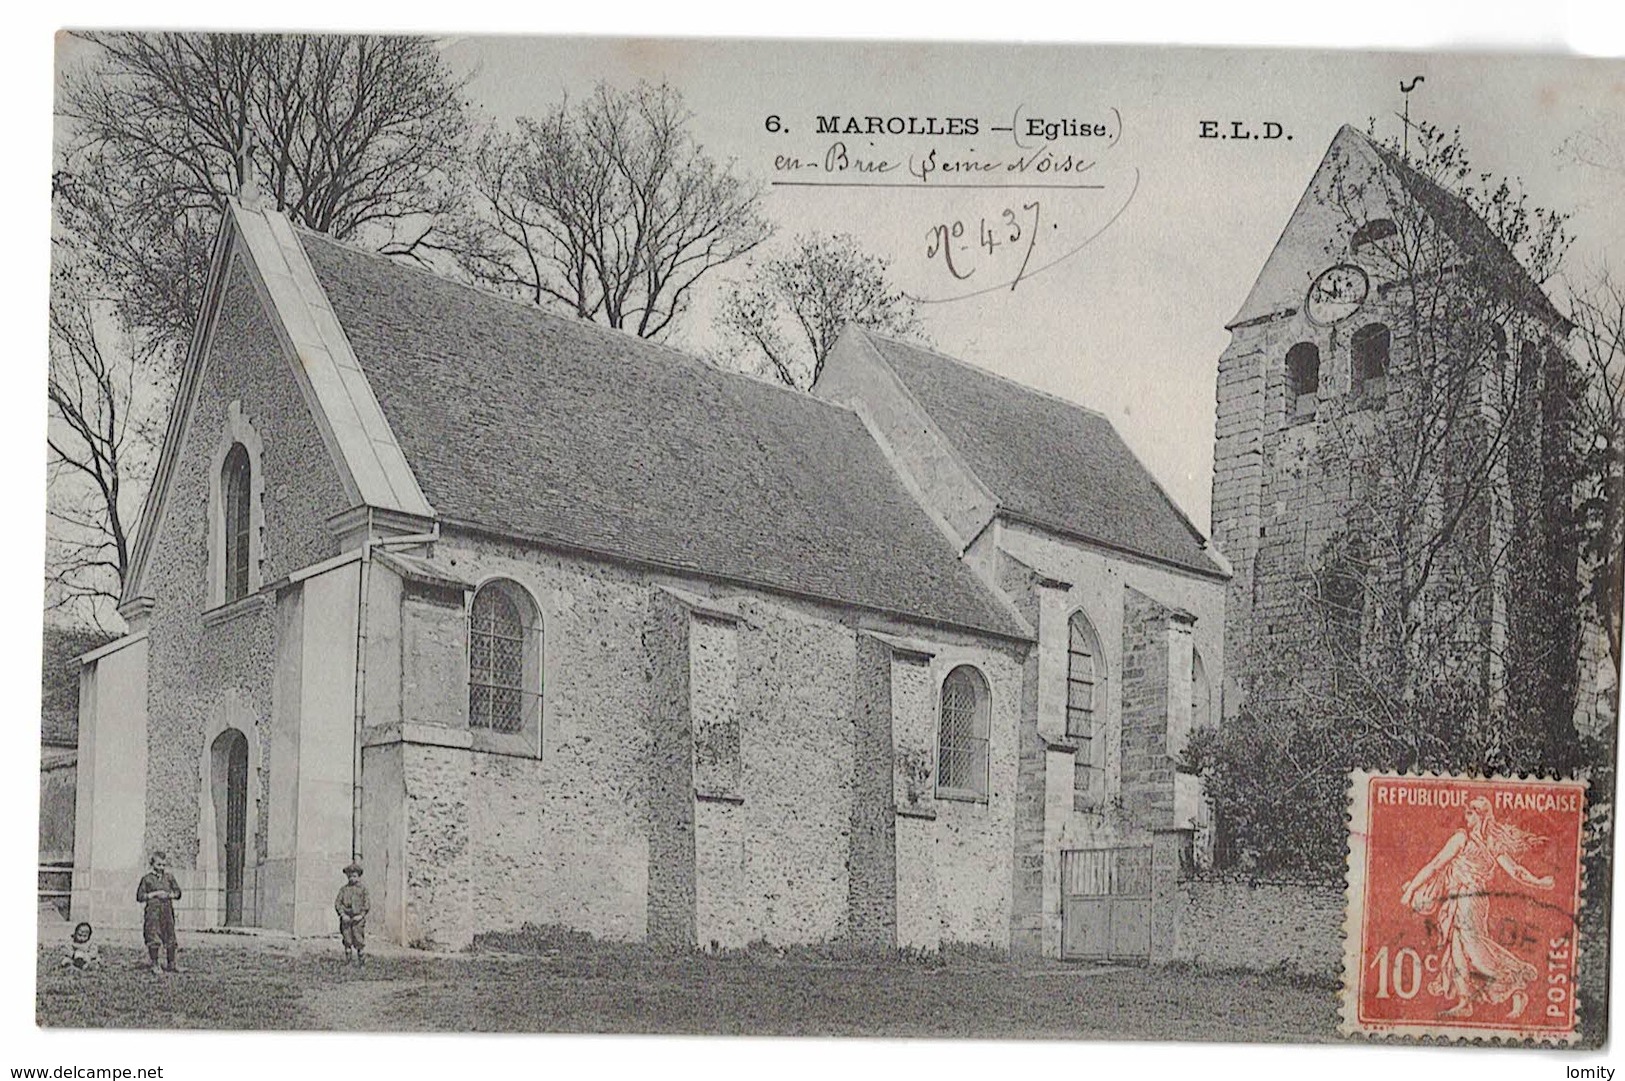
[862,333,1225,578]
[297,233,1028,640]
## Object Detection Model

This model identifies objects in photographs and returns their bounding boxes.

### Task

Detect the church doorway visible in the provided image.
[211,728,250,926]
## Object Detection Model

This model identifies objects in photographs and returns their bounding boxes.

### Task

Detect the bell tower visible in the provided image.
[1211,125,1577,735]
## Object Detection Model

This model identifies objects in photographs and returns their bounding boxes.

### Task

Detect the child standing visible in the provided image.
[60,922,99,971]
[335,862,370,965]
[135,851,181,975]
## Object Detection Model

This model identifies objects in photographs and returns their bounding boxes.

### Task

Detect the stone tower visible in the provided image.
[1210,126,1578,746]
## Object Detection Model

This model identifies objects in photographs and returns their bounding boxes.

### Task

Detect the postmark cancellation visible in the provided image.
[1342,771,1587,1043]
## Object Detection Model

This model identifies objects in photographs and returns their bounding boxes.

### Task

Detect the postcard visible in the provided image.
[38,31,1624,1049]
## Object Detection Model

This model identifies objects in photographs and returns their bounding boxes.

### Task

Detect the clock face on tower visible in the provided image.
[1305,264,1370,325]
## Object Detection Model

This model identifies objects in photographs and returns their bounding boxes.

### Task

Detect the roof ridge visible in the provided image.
[855,328,1113,422]
[1335,127,1566,327]
[290,225,868,418]
[858,328,1221,568]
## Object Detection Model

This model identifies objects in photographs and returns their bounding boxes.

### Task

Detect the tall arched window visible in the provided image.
[468,579,543,755]
[1066,612,1104,742]
[1068,611,1106,802]
[1286,342,1321,418]
[222,443,253,603]
[1353,323,1391,399]
[1191,648,1212,731]
[937,665,990,799]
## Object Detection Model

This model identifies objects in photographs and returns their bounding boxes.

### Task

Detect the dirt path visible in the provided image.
[301,967,412,1031]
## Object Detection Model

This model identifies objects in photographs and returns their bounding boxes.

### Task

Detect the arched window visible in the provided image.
[1286,342,1321,418]
[1352,323,1391,399]
[937,665,990,799]
[222,443,253,603]
[1066,612,1104,742]
[1191,649,1212,731]
[1351,218,1398,252]
[468,579,543,755]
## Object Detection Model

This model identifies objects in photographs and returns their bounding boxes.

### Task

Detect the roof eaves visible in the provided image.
[441,516,1035,644]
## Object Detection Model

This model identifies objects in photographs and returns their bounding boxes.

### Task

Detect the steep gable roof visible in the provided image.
[296,231,1029,641]
[121,200,433,609]
[1363,134,1569,330]
[1229,125,1566,330]
[859,332,1226,579]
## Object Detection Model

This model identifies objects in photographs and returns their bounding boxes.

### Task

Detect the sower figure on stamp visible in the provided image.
[136,850,182,975]
[1400,796,1554,1019]
[335,862,370,965]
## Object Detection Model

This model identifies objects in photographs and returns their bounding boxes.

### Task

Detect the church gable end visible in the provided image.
[133,246,358,874]
[144,249,355,617]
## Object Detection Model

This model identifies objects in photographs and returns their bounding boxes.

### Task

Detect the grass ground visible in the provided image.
[36,939,1341,1040]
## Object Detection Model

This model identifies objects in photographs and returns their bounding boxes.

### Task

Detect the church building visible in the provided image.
[1211,125,1581,750]
[70,196,1227,959]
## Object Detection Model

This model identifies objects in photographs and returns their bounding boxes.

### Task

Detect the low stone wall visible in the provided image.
[1173,876,1343,977]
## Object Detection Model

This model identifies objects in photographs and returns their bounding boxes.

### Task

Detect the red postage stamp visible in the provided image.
[1342,771,1587,1043]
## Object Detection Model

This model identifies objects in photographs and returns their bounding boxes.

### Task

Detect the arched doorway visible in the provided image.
[210,729,249,926]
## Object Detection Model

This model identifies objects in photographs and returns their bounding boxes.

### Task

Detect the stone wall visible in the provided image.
[71,637,150,930]
[414,537,654,946]
[997,557,1047,957]
[1210,327,1266,715]
[892,638,1023,952]
[1121,587,1174,830]
[373,530,1025,951]
[994,522,1227,959]
[645,588,695,950]
[1173,876,1343,976]
[134,251,350,926]
[847,634,899,949]
[732,598,859,945]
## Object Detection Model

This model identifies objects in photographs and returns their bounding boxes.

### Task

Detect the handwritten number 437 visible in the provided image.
[926,202,1042,287]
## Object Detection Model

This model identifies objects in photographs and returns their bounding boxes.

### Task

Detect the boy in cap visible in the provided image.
[335,862,371,965]
[136,850,182,974]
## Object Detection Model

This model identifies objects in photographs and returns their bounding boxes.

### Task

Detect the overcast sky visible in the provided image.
[444,37,1624,532]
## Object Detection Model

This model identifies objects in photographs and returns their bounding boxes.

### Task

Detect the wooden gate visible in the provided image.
[1060,846,1152,962]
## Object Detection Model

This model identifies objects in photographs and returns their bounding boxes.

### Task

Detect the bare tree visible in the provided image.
[1568,269,1625,675]
[451,81,770,338]
[48,32,472,626]
[1219,120,1582,785]
[716,233,922,390]
[1306,121,1578,768]
[45,240,162,631]
[55,32,472,365]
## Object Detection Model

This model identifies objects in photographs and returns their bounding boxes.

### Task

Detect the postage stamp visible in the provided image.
[1342,771,1588,1042]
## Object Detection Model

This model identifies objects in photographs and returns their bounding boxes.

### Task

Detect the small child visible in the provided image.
[60,922,99,971]
[136,850,181,975]
[334,862,371,965]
